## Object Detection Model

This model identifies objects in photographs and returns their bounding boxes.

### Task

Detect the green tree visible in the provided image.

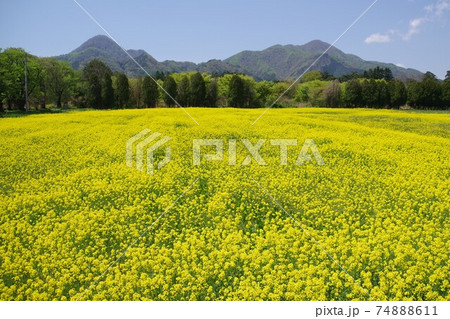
[384,68,394,81]
[0,48,43,110]
[87,74,102,108]
[407,80,421,108]
[242,79,256,107]
[82,59,112,108]
[177,76,190,107]
[255,81,274,106]
[389,80,407,109]
[407,73,442,109]
[321,71,335,81]
[324,80,341,108]
[361,79,377,107]
[376,80,390,108]
[162,75,177,107]
[295,85,309,103]
[190,72,206,107]
[115,73,130,108]
[228,74,244,107]
[344,79,362,107]
[82,59,111,81]
[132,77,143,108]
[71,70,85,107]
[339,72,361,82]
[102,73,114,108]
[142,76,159,108]
[417,72,442,109]
[442,80,450,108]
[363,66,393,81]
[301,70,323,83]
[37,65,47,109]
[154,71,165,81]
[423,71,437,81]
[442,72,450,108]
[43,59,75,108]
[0,67,4,111]
[205,79,218,107]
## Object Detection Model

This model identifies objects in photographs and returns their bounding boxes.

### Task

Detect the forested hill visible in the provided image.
[224,40,423,81]
[57,35,423,81]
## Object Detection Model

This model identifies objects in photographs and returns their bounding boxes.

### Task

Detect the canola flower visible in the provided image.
[0,108,448,301]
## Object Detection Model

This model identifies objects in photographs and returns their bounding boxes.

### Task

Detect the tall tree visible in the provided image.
[101,73,114,108]
[442,79,450,108]
[407,73,442,109]
[162,75,177,107]
[363,66,393,81]
[376,80,390,108]
[339,72,361,82]
[190,72,206,107]
[407,80,421,108]
[442,71,450,108]
[115,73,130,108]
[344,79,362,108]
[130,77,143,108]
[87,74,102,108]
[389,80,407,109]
[0,66,4,111]
[228,74,244,107]
[142,76,159,108]
[72,71,85,107]
[0,48,43,110]
[321,71,335,81]
[205,79,218,107]
[361,79,377,107]
[419,72,442,109]
[324,80,341,108]
[82,59,112,108]
[423,71,437,81]
[177,75,190,107]
[242,79,256,107]
[255,81,273,106]
[154,71,166,81]
[43,59,75,108]
[383,68,393,81]
[38,67,47,109]
[82,59,111,82]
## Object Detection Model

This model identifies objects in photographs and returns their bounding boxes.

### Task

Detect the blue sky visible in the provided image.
[1,0,449,78]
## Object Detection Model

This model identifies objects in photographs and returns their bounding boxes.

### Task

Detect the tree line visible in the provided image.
[1,48,449,111]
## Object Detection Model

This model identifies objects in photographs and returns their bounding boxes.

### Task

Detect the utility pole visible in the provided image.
[24,52,29,112]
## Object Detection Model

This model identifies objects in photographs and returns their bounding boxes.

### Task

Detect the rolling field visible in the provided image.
[0,108,449,301]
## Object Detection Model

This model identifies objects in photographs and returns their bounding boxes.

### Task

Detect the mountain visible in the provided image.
[224,40,423,81]
[57,35,195,75]
[57,35,423,81]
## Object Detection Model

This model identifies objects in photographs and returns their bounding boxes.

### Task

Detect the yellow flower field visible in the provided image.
[0,108,448,301]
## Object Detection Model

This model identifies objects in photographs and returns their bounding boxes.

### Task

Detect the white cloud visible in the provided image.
[364,33,391,44]
[402,18,425,40]
[396,63,406,68]
[425,0,450,16]
[364,0,449,44]
[411,18,424,28]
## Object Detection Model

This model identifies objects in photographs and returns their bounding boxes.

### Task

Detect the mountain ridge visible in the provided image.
[56,35,423,81]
